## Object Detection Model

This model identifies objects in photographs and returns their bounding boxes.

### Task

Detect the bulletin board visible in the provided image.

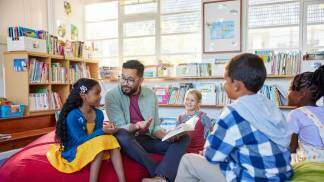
[203,0,242,53]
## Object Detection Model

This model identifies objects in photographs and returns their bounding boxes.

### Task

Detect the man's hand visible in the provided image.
[153,129,167,140]
[129,117,153,133]
[137,117,153,131]
[103,121,118,134]
[129,123,140,132]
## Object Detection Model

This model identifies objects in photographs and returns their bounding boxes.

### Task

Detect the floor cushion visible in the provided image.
[0,131,163,182]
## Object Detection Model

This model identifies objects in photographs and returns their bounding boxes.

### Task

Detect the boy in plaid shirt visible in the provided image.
[175,53,292,182]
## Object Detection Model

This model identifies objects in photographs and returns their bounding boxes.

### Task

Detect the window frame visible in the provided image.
[247,0,324,52]
[84,0,202,66]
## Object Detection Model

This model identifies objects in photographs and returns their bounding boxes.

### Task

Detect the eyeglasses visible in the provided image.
[118,74,138,85]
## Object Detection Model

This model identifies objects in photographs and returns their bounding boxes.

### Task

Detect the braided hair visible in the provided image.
[290,65,324,103]
[55,78,99,151]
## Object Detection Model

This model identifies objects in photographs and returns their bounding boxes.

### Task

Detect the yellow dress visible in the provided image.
[46,122,120,173]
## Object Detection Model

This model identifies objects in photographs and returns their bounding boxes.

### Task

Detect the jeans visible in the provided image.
[115,129,190,181]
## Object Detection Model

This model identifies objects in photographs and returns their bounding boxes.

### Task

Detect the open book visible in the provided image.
[162,115,199,142]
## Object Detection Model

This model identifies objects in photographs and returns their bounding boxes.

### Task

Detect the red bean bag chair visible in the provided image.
[0,131,163,182]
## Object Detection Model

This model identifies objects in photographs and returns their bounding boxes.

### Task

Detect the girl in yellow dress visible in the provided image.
[47,78,126,182]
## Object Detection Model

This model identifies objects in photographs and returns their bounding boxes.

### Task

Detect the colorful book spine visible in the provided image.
[28,58,49,83]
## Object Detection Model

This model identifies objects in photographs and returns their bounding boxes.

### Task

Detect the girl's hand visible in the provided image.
[103,121,118,134]
[103,121,115,128]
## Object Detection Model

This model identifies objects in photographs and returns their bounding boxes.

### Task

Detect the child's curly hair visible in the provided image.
[290,65,324,103]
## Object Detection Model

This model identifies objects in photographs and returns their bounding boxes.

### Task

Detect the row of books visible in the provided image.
[8,26,94,58]
[303,51,324,60]
[259,85,287,106]
[70,63,91,84]
[8,26,47,40]
[152,83,286,106]
[99,66,119,80]
[144,63,213,78]
[47,35,64,56]
[51,63,68,83]
[65,41,85,59]
[176,63,212,77]
[29,92,62,111]
[255,50,302,75]
[29,58,49,83]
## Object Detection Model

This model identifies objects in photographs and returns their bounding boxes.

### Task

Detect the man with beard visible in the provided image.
[105,60,189,182]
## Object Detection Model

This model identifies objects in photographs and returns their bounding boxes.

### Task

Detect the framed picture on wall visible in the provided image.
[203,0,242,53]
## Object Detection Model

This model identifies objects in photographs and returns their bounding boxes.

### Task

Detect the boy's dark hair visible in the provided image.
[225,53,267,93]
[55,78,99,151]
[290,65,324,102]
[123,60,144,77]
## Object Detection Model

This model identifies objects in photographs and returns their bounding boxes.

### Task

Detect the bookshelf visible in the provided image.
[158,104,295,110]
[144,75,294,81]
[99,74,296,118]
[98,75,294,82]
[3,51,99,116]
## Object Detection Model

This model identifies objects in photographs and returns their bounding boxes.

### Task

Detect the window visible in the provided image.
[248,0,324,51]
[160,0,201,64]
[85,1,119,67]
[124,1,157,15]
[85,0,202,67]
[305,2,324,49]
[248,0,300,50]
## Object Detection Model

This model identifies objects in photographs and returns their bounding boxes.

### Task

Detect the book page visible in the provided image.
[162,115,199,142]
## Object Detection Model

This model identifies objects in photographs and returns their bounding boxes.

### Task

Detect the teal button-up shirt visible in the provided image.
[105,85,161,135]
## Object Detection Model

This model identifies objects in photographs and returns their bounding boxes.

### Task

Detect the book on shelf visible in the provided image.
[154,86,170,104]
[8,26,47,41]
[70,63,91,83]
[176,63,212,77]
[29,93,49,111]
[195,83,216,105]
[49,92,63,110]
[157,64,173,77]
[152,82,287,107]
[82,41,94,59]
[99,66,119,80]
[215,83,231,106]
[29,58,49,83]
[303,51,324,60]
[144,66,158,78]
[255,50,302,75]
[47,35,64,56]
[65,41,84,59]
[29,90,62,111]
[162,115,199,142]
[51,63,67,83]
[259,85,288,106]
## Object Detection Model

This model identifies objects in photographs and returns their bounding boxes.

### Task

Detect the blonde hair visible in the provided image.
[185,89,202,103]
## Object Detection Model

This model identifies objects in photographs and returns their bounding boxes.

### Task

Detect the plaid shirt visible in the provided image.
[205,107,292,182]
